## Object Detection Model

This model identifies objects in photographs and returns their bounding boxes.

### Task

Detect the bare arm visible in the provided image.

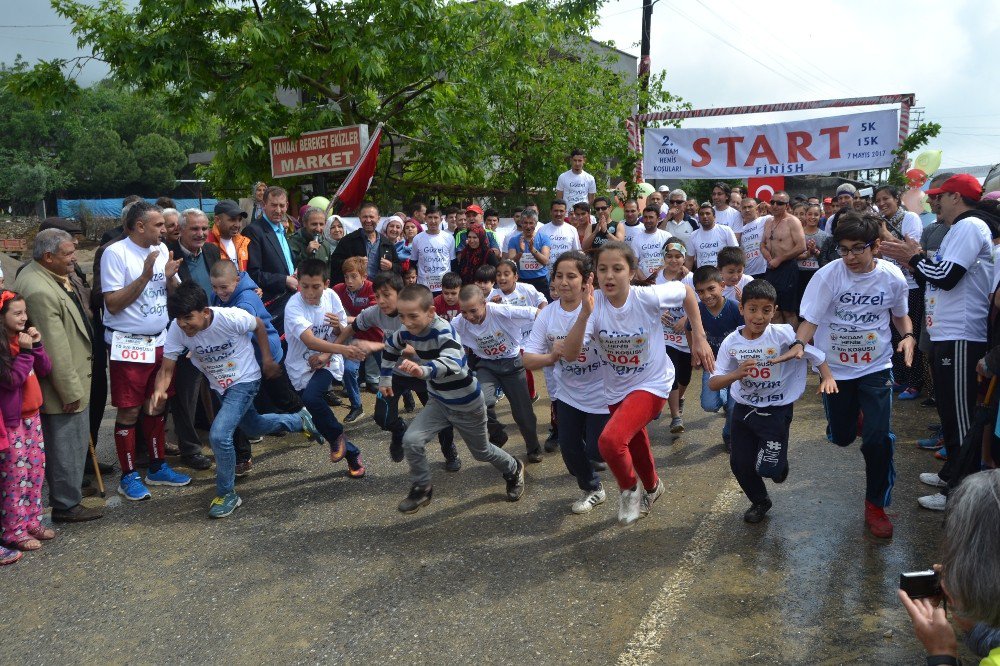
[682,284,714,372]
[150,357,177,412]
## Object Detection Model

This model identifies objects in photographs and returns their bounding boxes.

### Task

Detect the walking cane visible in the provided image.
[88,436,106,498]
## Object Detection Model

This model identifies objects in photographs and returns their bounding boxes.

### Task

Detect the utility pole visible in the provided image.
[639,0,654,116]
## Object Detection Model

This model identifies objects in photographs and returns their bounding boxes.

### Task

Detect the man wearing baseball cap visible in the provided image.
[208,199,250,271]
[882,173,993,513]
[456,204,500,254]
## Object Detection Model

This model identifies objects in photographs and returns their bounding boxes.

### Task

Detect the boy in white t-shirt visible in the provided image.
[685,203,738,269]
[409,208,455,294]
[151,282,322,518]
[555,149,597,207]
[630,205,671,281]
[710,280,835,524]
[789,214,915,540]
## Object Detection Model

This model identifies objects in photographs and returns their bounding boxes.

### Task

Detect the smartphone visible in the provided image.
[858,186,874,199]
[899,570,941,599]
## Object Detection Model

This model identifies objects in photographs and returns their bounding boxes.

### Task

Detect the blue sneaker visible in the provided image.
[208,492,242,518]
[118,472,151,501]
[298,408,324,445]
[898,388,920,400]
[917,436,943,450]
[145,463,192,487]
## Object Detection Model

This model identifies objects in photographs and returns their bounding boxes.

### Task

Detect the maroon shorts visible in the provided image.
[108,345,175,409]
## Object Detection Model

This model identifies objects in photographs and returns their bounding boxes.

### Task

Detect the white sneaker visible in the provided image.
[918,493,947,511]
[641,479,665,516]
[571,485,607,514]
[618,485,643,526]
[919,472,947,488]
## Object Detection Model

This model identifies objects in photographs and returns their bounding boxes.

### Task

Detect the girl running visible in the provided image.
[489,259,547,400]
[563,242,714,525]
[655,238,693,434]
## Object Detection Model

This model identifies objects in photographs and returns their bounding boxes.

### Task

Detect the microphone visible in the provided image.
[310,234,321,255]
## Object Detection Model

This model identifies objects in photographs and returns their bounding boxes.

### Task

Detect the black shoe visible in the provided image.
[491,431,509,449]
[52,503,104,522]
[774,462,789,484]
[526,449,544,464]
[180,453,213,471]
[544,433,559,453]
[402,392,416,413]
[591,460,608,472]
[398,484,433,514]
[345,407,365,424]
[84,460,115,475]
[921,397,936,407]
[445,456,462,472]
[504,459,525,501]
[743,498,773,524]
[235,458,254,477]
[324,390,344,407]
[389,438,405,463]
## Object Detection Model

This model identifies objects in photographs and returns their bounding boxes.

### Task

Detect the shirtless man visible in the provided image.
[760,191,806,326]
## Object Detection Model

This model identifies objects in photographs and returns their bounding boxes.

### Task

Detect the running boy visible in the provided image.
[332,256,379,423]
[716,246,754,304]
[474,264,497,298]
[709,279,836,524]
[433,272,462,321]
[382,285,525,513]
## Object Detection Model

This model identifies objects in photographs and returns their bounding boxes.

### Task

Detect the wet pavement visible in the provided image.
[0,371,970,664]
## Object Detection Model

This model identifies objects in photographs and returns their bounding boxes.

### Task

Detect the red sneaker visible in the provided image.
[864,500,893,539]
[346,452,366,479]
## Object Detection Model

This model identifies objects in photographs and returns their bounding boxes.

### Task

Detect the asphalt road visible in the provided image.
[0,371,972,664]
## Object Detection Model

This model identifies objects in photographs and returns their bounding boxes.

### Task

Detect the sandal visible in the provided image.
[0,545,22,565]
[29,527,56,541]
[11,537,42,551]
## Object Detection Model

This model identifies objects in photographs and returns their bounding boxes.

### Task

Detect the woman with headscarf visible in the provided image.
[456,224,499,285]
[250,181,267,224]
[324,216,346,254]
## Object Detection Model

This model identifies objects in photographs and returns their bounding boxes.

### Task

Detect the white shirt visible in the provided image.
[284,290,347,390]
[555,169,597,207]
[621,221,643,247]
[523,301,608,414]
[655,272,689,352]
[686,225,738,267]
[883,211,924,289]
[453,303,537,361]
[661,217,695,246]
[714,206,744,233]
[629,228,671,277]
[583,282,687,404]
[712,324,824,407]
[724,274,755,304]
[101,237,172,345]
[539,221,581,268]
[488,284,547,346]
[164,307,260,393]
[740,217,768,276]
[410,230,455,292]
[221,237,238,266]
[925,215,994,343]
[799,259,908,380]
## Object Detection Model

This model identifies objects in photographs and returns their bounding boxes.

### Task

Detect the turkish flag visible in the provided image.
[747,176,784,202]
[333,123,383,215]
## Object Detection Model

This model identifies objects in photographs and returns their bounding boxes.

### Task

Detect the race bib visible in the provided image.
[828,329,881,366]
[744,247,760,261]
[427,273,444,293]
[925,287,937,330]
[110,331,156,364]
[203,358,240,391]
[599,331,651,376]
[520,254,541,272]
[475,331,515,357]
[798,257,819,270]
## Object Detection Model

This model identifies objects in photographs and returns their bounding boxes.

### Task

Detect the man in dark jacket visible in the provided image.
[288,206,335,268]
[329,202,401,284]
[244,186,298,323]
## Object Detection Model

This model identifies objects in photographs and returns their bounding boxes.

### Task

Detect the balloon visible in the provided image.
[610,206,625,222]
[635,182,654,209]
[308,196,331,214]
[906,169,928,188]
[913,150,942,176]
[902,188,925,214]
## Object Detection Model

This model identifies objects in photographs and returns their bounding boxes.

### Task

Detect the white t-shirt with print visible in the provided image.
[539,221,581,267]
[583,282,686,404]
[488,284,547,346]
[621,222,643,247]
[714,206,744,233]
[555,170,597,207]
[799,259,908,380]
[284,289,347,390]
[686,225,739,268]
[712,323,824,407]
[629,228,671,278]
[655,272,689,352]
[925,215,993,343]
[101,237,173,345]
[164,307,260,394]
[524,301,608,414]
[740,217,768,276]
[453,303,537,361]
[410,230,456,292]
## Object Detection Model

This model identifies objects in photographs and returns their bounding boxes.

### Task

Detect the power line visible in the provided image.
[0,24,67,28]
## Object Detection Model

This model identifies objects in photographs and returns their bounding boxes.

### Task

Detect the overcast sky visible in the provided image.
[2,0,998,170]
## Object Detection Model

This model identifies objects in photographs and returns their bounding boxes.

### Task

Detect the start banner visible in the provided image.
[270,125,370,179]
[643,109,898,179]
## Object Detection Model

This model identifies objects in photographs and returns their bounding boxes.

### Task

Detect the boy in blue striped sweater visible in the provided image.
[381,285,525,514]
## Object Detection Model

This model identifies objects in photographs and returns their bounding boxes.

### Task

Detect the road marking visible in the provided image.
[617,482,743,665]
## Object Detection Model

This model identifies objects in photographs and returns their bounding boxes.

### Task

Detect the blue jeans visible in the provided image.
[364,352,382,386]
[210,380,303,497]
[301,369,360,458]
[700,370,735,439]
[343,359,363,409]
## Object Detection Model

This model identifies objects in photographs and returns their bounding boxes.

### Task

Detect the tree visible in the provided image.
[63,127,139,191]
[132,133,186,193]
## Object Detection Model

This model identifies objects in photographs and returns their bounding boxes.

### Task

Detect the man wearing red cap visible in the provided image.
[455,204,500,255]
[882,174,994,513]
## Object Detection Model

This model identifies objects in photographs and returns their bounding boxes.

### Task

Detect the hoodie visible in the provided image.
[210,272,283,364]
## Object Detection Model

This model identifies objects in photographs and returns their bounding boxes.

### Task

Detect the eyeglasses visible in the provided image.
[669,200,685,205]
[594,206,609,211]
[771,200,788,206]
[835,241,874,257]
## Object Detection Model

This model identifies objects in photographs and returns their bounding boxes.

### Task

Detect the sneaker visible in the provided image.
[918,493,947,511]
[248,436,263,445]
[544,432,560,453]
[504,459,525,501]
[618,485,644,526]
[398,484,433,514]
[892,382,905,393]
[669,416,684,434]
[526,449,544,464]
[329,434,347,463]
[743,498,773,524]
[208,492,242,518]
[917,436,944,451]
[0,544,22,566]
[935,449,949,461]
[235,459,254,477]
[180,453,213,470]
[898,387,920,400]
[926,423,942,432]
[298,408,324,444]
[324,390,344,407]
[921,397,936,407]
[389,437,405,463]
[864,500,894,538]
[117,472,151,501]
[344,407,365,424]
[919,472,947,488]
[571,484,607,514]
[444,455,462,472]
[402,392,416,413]
[640,479,665,516]
[145,463,192,487]
[346,452,366,478]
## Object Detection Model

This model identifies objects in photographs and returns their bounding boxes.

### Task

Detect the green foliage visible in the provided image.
[132,133,187,193]
[64,127,139,192]
[677,178,744,205]
[888,121,943,187]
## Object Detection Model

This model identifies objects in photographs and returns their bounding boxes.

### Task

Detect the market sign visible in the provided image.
[269,125,370,178]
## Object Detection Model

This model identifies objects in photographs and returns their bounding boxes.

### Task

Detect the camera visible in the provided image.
[899,569,941,599]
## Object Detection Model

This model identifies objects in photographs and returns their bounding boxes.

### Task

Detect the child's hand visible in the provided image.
[380,385,394,398]
[402,344,418,359]
[774,343,805,363]
[736,357,757,378]
[26,327,41,344]
[733,285,742,303]
[324,312,341,328]
[581,282,595,315]
[551,339,565,360]
[818,376,839,394]
[660,312,673,327]
[150,389,169,412]
[17,332,33,350]
[490,295,503,303]
[397,359,424,378]
[342,345,366,362]
[673,316,688,334]
[309,353,332,370]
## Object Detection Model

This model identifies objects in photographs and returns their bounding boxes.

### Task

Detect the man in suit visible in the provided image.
[163,208,219,470]
[13,229,103,522]
[244,186,298,329]
[329,201,401,284]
